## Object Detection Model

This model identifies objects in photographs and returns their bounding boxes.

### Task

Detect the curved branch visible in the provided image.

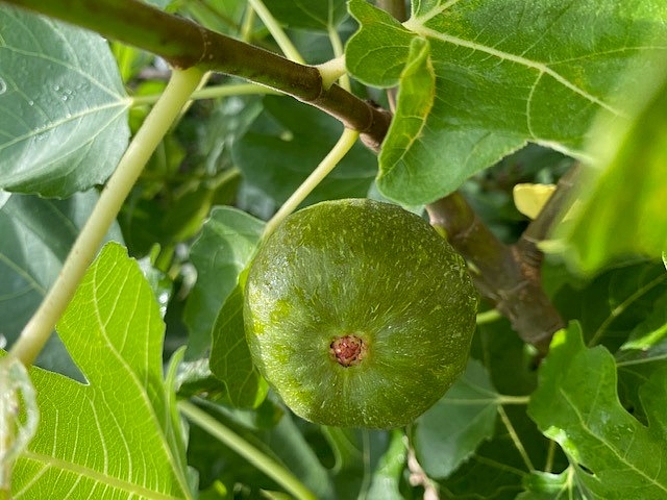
[1,0,391,150]
[426,193,564,354]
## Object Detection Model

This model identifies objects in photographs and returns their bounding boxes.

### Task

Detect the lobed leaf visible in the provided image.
[528,322,667,499]
[13,243,191,499]
[0,7,129,197]
[346,0,667,204]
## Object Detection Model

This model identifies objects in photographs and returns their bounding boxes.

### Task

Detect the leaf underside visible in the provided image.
[0,7,129,197]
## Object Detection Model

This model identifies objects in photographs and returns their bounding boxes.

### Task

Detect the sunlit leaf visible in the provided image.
[528,322,667,499]
[13,243,192,499]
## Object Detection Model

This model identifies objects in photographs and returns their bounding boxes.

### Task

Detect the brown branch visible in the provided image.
[1,0,391,151]
[426,192,565,354]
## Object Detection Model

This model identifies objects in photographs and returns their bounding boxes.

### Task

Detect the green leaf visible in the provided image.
[0,191,123,378]
[566,51,667,272]
[528,322,667,499]
[0,7,130,197]
[183,206,264,358]
[13,243,192,499]
[209,280,268,409]
[263,0,348,30]
[518,469,579,499]
[321,427,391,500]
[186,400,335,499]
[412,360,497,479]
[549,260,667,350]
[346,0,667,204]
[232,96,377,206]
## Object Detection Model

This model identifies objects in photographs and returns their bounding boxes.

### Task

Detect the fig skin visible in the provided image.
[244,198,478,429]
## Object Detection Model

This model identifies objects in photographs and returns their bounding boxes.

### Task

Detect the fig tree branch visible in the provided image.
[0,0,391,150]
[426,193,564,354]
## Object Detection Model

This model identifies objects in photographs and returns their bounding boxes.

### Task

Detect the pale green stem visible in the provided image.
[327,26,350,91]
[318,55,347,90]
[131,82,279,106]
[496,395,530,405]
[10,67,205,367]
[262,128,360,239]
[240,3,256,42]
[247,0,305,64]
[178,400,317,500]
[497,405,535,472]
[476,309,503,325]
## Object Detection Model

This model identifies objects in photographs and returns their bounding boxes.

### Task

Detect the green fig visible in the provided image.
[244,198,478,429]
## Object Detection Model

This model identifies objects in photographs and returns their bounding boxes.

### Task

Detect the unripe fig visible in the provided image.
[244,199,478,429]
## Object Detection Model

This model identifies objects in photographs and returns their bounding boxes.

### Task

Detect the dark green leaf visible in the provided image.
[0,7,129,196]
[184,206,264,358]
[549,260,667,350]
[346,0,667,204]
[233,96,377,206]
[263,0,348,30]
[209,280,268,408]
[322,427,391,499]
[0,191,123,378]
[567,51,667,272]
[13,243,191,498]
[413,360,497,479]
[528,322,667,499]
[187,401,335,499]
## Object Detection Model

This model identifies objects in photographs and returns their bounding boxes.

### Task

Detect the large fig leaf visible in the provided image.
[0,7,129,197]
[345,0,667,205]
[13,243,192,499]
[528,322,667,499]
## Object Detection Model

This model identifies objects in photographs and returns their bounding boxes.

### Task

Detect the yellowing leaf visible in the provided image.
[513,183,556,219]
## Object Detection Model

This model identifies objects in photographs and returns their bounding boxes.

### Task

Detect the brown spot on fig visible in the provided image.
[330,334,367,367]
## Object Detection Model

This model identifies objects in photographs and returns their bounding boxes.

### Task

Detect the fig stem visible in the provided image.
[262,127,360,239]
[179,400,318,500]
[10,67,205,367]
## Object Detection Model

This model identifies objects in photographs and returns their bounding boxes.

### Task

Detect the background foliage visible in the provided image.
[1,0,667,498]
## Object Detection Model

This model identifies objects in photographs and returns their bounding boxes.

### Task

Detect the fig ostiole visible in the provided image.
[244,198,478,429]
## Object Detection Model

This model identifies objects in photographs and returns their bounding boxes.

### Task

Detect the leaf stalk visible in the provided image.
[178,400,317,500]
[10,67,205,366]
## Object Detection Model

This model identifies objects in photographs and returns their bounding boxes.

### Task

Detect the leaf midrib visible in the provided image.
[18,451,185,500]
[403,21,620,116]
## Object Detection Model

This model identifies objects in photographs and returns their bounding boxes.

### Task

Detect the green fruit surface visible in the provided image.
[244,198,478,429]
